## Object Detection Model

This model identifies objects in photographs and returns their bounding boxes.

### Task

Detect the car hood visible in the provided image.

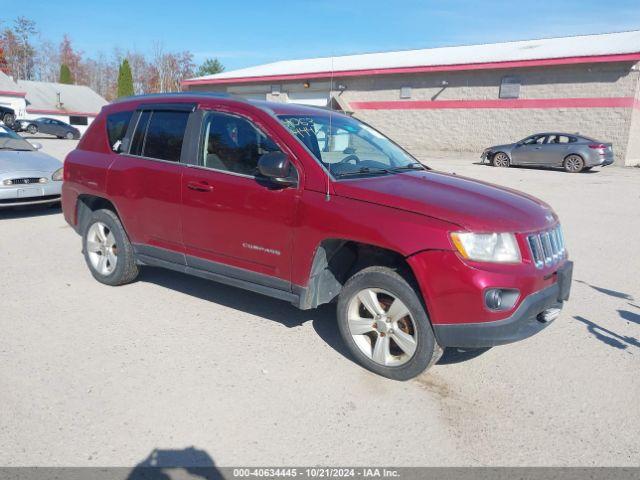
[0,150,62,174]
[333,170,556,232]
[486,143,516,152]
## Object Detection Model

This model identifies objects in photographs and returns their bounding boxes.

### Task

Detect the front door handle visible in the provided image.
[187,181,214,192]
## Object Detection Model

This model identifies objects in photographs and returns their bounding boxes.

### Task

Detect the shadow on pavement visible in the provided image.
[0,204,61,220]
[618,309,640,325]
[139,267,349,357]
[575,280,634,300]
[140,266,496,367]
[574,315,640,351]
[437,347,491,365]
[127,447,223,480]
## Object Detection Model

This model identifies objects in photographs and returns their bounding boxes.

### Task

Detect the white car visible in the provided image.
[0,125,63,208]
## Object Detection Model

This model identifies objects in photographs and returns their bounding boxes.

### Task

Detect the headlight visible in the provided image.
[52,167,63,181]
[450,232,521,263]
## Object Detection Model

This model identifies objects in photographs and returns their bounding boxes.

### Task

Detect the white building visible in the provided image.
[0,71,107,133]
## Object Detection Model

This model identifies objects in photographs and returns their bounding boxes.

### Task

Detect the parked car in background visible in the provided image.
[62,94,572,381]
[0,106,16,127]
[15,117,80,140]
[482,133,614,172]
[0,125,63,208]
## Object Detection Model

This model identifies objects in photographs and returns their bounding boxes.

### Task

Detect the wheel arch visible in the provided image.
[297,239,420,310]
[76,194,123,234]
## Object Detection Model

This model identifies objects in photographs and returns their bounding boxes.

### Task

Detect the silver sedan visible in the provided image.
[0,126,63,208]
[481,133,614,172]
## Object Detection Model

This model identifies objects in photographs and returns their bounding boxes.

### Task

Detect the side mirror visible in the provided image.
[257,152,296,186]
[29,141,43,150]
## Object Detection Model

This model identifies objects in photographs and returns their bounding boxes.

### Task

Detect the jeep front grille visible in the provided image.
[527,224,566,269]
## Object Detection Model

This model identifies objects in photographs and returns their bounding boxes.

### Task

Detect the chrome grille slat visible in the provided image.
[527,224,566,269]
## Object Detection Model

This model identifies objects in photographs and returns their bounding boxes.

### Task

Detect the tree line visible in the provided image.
[0,16,225,100]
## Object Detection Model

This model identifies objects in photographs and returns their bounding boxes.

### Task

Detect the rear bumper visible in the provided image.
[433,261,573,348]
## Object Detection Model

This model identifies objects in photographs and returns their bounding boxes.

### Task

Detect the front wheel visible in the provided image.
[65,131,74,140]
[337,266,440,380]
[492,152,510,167]
[27,124,38,135]
[83,209,139,286]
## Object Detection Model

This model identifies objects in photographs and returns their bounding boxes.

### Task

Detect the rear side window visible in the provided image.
[106,111,133,152]
[130,110,190,162]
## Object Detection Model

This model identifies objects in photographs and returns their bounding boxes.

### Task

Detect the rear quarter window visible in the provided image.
[106,111,134,152]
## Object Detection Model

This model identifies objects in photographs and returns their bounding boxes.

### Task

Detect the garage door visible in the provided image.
[287,92,330,107]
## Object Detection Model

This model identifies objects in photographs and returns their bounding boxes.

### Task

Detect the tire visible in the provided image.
[563,154,585,173]
[65,131,74,140]
[27,124,38,135]
[336,266,440,381]
[492,152,510,167]
[82,209,139,286]
[2,112,15,126]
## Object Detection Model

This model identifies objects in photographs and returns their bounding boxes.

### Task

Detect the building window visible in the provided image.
[69,115,89,126]
[400,86,412,99]
[499,76,521,99]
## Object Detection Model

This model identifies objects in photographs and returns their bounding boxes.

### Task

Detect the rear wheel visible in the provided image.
[564,154,584,173]
[27,124,38,135]
[492,152,510,167]
[83,209,139,286]
[65,131,74,140]
[2,112,15,126]
[337,266,440,380]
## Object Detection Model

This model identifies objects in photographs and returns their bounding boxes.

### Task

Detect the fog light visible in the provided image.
[485,289,503,309]
[484,288,519,311]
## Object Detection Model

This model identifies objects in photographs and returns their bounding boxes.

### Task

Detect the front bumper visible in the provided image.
[0,181,62,208]
[433,261,573,348]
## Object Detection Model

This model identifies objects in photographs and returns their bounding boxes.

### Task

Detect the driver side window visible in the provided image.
[201,112,281,176]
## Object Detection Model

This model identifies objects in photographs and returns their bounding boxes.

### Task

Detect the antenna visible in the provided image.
[325,55,334,202]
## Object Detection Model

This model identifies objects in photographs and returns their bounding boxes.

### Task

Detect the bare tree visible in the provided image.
[13,16,37,79]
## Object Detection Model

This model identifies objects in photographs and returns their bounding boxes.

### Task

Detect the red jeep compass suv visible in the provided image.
[62,93,572,380]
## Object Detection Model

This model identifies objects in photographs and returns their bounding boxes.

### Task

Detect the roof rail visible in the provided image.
[110,91,234,104]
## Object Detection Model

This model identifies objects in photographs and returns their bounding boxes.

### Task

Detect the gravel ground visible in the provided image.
[1,137,638,467]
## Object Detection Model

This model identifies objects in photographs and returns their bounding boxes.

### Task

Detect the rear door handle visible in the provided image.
[187,181,214,192]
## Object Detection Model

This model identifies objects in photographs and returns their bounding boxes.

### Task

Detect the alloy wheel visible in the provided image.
[86,221,118,276]
[565,155,583,172]
[347,288,418,366]
[493,152,510,167]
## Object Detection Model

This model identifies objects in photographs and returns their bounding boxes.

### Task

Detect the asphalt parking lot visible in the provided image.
[1,137,639,467]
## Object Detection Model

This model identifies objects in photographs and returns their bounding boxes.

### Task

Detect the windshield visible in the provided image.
[0,126,34,151]
[277,113,424,177]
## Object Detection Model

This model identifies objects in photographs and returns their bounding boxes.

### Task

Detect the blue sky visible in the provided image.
[2,0,640,71]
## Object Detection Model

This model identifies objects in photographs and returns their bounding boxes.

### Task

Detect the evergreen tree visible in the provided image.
[195,58,224,77]
[117,59,134,98]
[59,63,73,84]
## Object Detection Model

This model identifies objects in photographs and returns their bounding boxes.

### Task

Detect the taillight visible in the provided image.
[589,144,606,149]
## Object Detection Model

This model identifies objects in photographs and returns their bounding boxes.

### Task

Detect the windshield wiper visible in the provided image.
[391,162,426,172]
[334,167,391,178]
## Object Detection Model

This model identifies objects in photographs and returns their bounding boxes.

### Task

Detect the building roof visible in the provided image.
[184,30,640,86]
[17,79,107,116]
[0,71,26,97]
